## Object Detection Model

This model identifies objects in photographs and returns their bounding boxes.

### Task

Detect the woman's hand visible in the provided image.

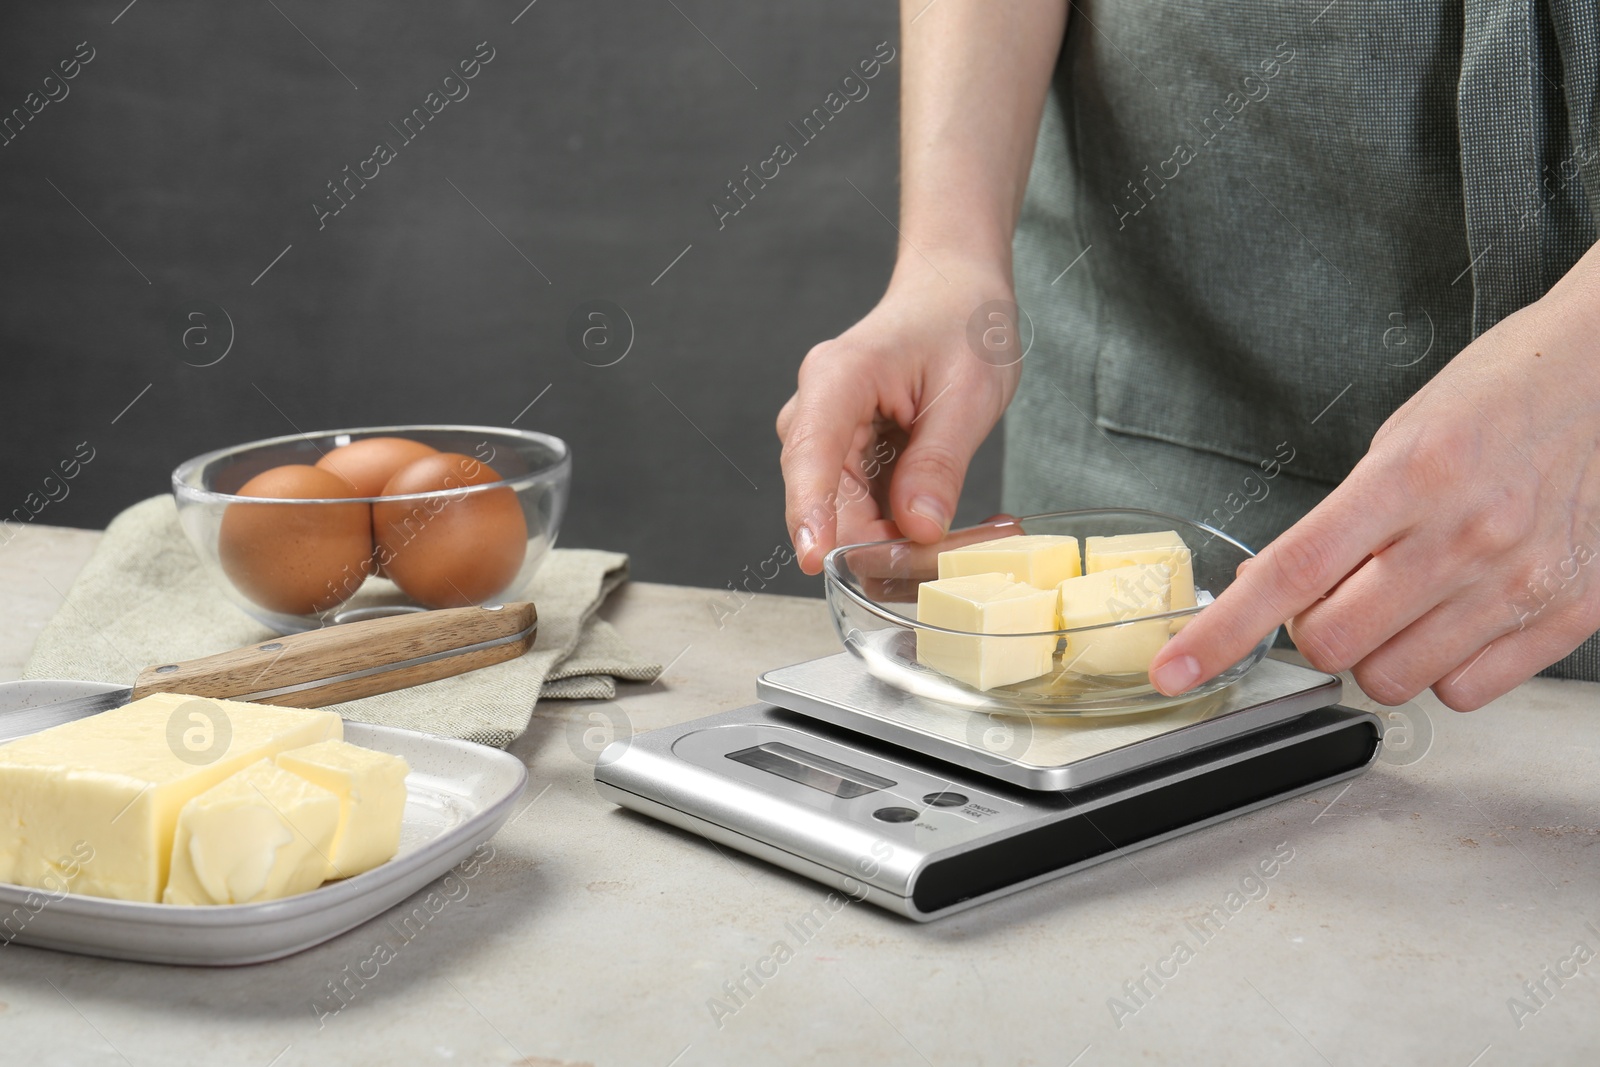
[777,258,1022,573]
[777,0,1068,574]
[1150,250,1600,710]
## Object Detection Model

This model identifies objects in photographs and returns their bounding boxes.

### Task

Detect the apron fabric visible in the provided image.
[1004,0,1600,679]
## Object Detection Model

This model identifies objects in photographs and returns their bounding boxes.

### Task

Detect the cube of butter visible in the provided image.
[275,740,409,880]
[1084,531,1196,610]
[163,759,340,906]
[0,693,341,902]
[937,534,1082,589]
[1058,563,1173,676]
[916,572,1058,690]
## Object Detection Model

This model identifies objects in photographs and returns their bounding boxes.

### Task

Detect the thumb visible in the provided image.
[889,385,998,542]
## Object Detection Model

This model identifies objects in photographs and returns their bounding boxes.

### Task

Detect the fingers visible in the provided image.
[1149,472,1409,695]
[775,394,797,442]
[1432,598,1600,711]
[834,465,900,548]
[849,515,1021,580]
[1288,530,1464,676]
[832,418,907,549]
[1333,587,1515,706]
[850,516,1022,603]
[1432,642,1514,712]
[888,378,1003,543]
[778,350,879,574]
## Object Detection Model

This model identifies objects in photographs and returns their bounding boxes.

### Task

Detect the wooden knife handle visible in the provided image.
[130,602,537,707]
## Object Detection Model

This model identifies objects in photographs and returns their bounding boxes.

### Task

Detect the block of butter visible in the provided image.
[164,759,340,906]
[916,572,1058,690]
[276,740,409,881]
[937,534,1082,589]
[0,693,341,902]
[1058,563,1173,676]
[1085,531,1196,610]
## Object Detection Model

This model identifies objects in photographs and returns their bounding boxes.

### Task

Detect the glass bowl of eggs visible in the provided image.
[172,425,570,633]
[822,509,1276,715]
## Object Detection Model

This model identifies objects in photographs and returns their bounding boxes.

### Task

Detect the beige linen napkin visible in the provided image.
[22,496,660,747]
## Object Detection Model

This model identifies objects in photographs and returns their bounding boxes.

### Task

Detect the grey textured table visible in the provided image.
[2,523,1598,1066]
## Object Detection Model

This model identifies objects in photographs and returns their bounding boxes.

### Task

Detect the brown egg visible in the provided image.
[218,465,373,615]
[314,437,440,579]
[373,453,527,608]
[314,437,439,497]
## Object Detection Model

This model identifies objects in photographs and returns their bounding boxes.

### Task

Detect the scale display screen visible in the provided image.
[726,742,895,798]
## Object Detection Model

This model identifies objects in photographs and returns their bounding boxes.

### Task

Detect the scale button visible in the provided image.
[922,791,968,808]
[872,806,919,823]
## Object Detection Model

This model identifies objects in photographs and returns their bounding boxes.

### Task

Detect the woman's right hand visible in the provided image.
[776,256,1024,573]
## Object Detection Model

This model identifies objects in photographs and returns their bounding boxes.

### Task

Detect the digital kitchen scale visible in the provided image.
[595,654,1381,920]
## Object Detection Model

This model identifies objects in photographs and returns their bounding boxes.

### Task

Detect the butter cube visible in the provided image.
[916,572,1058,690]
[164,759,340,906]
[276,740,409,880]
[0,693,341,903]
[1085,531,1196,610]
[937,534,1082,589]
[1058,563,1173,676]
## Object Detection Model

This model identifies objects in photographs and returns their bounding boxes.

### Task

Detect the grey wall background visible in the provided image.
[1,1,1002,598]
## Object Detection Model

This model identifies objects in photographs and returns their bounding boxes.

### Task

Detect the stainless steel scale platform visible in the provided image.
[596,654,1381,920]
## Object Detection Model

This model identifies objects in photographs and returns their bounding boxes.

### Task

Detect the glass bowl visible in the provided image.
[822,509,1275,715]
[173,425,569,634]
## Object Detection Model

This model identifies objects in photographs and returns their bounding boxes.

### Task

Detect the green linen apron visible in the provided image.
[1005,0,1600,679]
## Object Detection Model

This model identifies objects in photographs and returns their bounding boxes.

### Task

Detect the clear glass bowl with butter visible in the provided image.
[822,509,1276,715]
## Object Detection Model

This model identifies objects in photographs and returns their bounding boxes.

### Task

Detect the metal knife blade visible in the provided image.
[0,688,133,739]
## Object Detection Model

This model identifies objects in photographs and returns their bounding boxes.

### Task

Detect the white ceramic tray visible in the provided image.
[0,679,528,966]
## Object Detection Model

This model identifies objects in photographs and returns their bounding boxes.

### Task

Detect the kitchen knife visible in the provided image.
[7,602,538,735]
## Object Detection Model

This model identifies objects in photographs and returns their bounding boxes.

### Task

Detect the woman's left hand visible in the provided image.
[1149,246,1600,710]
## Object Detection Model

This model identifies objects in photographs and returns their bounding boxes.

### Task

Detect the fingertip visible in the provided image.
[899,494,952,543]
[1149,653,1202,696]
[795,523,824,575]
